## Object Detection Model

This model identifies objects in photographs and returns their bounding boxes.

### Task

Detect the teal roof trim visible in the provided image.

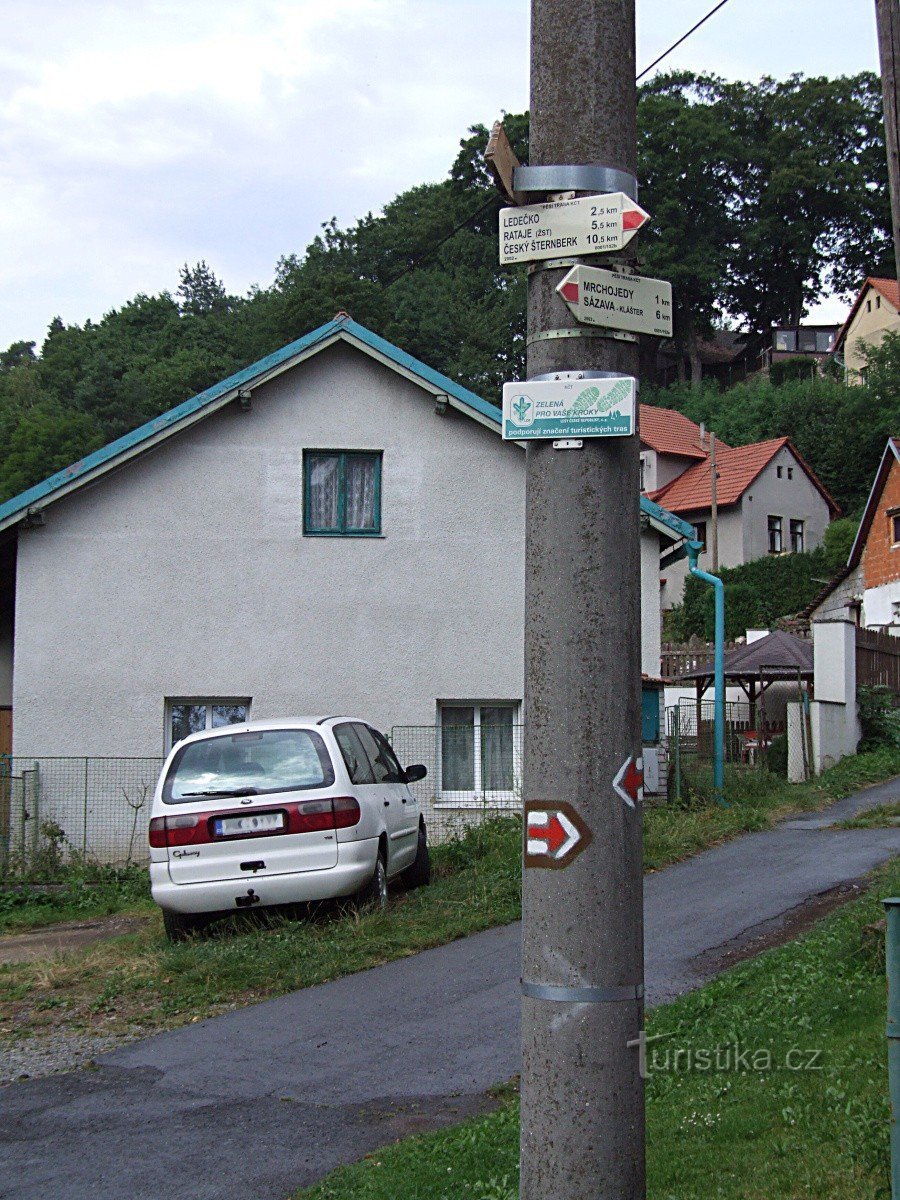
[639,494,697,541]
[0,311,688,543]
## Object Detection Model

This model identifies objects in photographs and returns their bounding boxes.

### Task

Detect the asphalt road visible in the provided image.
[1,778,898,1200]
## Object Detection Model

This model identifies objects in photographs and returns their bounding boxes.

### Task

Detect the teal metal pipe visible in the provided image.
[686,540,725,802]
[885,897,900,1200]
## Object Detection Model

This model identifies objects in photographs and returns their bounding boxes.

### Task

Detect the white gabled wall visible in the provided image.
[12,342,666,757]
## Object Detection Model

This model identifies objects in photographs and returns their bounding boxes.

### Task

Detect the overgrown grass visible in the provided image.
[2,749,897,1041]
[645,747,900,870]
[0,818,521,1039]
[0,863,154,933]
[840,801,900,830]
[297,860,899,1200]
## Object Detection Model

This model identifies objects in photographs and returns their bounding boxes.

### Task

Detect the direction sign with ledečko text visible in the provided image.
[499,192,650,265]
[525,801,593,869]
[557,265,673,338]
[502,375,636,440]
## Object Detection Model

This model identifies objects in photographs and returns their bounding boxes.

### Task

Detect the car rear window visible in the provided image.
[163,729,335,803]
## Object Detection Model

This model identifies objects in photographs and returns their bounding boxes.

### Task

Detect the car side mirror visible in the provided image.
[404,763,427,783]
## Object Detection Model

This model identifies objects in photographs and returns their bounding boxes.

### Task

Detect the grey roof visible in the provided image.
[678,629,813,682]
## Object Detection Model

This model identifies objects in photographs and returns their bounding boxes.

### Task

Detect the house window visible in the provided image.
[639,455,646,491]
[867,299,872,312]
[768,516,783,554]
[860,367,870,385]
[774,330,796,352]
[776,465,783,478]
[693,520,707,551]
[816,331,834,352]
[303,451,382,536]
[798,330,817,353]
[438,703,520,806]
[166,698,250,752]
[891,512,900,546]
[893,600,900,624]
[787,467,793,480]
[789,519,805,553]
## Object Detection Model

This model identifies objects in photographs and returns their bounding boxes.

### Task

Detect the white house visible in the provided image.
[0,318,693,814]
[640,407,838,609]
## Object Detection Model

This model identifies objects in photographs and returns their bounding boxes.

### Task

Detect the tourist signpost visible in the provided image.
[499,192,650,264]
[556,264,673,338]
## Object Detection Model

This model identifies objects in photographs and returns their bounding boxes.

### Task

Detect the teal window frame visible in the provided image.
[303,450,383,537]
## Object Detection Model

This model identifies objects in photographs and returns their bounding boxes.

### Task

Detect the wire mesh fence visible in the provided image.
[665,700,752,802]
[0,756,163,878]
[390,725,524,844]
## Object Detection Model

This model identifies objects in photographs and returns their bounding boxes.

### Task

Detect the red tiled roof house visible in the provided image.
[640,405,839,609]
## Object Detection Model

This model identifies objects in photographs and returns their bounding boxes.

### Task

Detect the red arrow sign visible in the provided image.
[559,280,580,304]
[622,207,648,232]
[524,802,593,869]
[527,812,567,854]
[613,756,644,808]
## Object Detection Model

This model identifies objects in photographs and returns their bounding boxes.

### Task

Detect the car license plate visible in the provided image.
[213,811,286,838]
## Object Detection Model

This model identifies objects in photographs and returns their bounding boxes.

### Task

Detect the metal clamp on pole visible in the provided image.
[513,164,639,200]
[522,980,644,1004]
[526,327,639,347]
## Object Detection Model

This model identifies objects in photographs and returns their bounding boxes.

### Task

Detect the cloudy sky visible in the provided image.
[0,0,883,350]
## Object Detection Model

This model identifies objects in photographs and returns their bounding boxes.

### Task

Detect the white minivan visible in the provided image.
[149,717,430,939]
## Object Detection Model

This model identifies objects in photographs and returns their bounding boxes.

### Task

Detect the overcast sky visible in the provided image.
[0,0,883,351]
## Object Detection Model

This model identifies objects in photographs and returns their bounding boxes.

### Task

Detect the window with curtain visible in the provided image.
[438,703,520,805]
[303,451,382,535]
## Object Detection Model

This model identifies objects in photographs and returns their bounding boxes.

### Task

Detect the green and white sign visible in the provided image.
[502,376,636,440]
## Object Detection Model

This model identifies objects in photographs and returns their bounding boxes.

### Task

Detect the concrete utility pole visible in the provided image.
[876,0,900,280]
[520,2,645,1198]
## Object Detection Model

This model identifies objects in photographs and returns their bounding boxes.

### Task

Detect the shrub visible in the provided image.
[856,685,900,751]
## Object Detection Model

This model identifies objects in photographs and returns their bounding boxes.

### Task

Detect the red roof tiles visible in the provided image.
[834,277,900,352]
[649,437,840,517]
[638,404,718,459]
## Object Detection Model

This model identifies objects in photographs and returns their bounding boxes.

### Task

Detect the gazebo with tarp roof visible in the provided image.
[677,629,814,731]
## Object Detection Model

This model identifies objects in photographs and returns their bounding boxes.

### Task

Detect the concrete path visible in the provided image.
[1,777,898,1200]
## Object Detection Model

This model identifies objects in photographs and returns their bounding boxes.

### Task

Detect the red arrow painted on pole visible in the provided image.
[524,802,593,868]
[527,812,567,854]
[613,755,644,808]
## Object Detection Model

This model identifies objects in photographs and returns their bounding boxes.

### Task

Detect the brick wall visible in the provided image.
[862,456,900,589]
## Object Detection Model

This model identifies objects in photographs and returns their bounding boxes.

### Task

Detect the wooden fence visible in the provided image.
[661,639,736,680]
[856,626,900,695]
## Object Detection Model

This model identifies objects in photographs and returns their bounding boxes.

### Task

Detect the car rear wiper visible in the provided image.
[181,787,261,797]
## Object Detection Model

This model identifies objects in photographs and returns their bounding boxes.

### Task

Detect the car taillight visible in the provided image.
[332,796,361,829]
[148,797,361,849]
[148,814,202,848]
[148,817,166,848]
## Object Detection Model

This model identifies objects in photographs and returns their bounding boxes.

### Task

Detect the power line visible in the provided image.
[384,1,735,288]
[636,0,733,82]
[383,192,501,290]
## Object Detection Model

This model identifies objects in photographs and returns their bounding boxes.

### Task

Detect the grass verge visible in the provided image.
[296,860,899,1200]
[0,863,154,934]
[2,748,898,1043]
[840,801,900,830]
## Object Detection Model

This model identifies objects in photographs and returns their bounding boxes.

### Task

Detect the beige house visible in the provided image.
[833,277,900,381]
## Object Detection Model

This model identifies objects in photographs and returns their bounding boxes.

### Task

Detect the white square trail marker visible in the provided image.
[557,265,673,338]
[502,376,636,440]
[499,192,649,264]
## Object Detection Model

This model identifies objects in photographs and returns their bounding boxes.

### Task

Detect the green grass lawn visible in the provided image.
[840,801,900,830]
[2,748,898,1042]
[297,860,899,1200]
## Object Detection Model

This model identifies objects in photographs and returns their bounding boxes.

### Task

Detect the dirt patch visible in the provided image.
[692,881,863,978]
[0,915,152,965]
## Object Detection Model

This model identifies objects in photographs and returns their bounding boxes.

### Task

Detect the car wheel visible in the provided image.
[400,824,431,890]
[355,851,388,914]
[162,908,204,942]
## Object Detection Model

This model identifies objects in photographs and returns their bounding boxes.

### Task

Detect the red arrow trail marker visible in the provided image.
[524,802,593,868]
[613,756,644,807]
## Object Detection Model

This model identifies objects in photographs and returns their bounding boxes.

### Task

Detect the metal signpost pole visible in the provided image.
[519,2,645,1198]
